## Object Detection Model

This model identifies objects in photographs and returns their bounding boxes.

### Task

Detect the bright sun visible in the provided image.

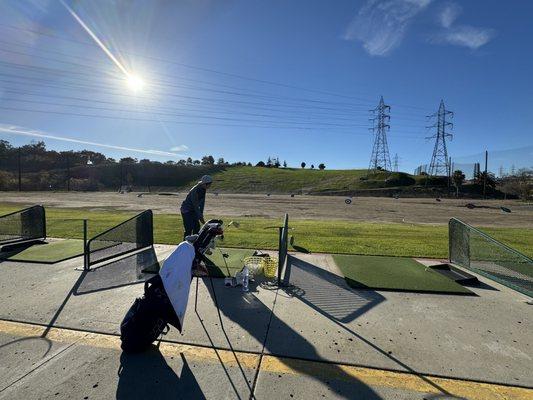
[126,74,145,92]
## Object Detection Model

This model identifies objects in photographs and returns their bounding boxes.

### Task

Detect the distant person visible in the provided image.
[180,175,212,239]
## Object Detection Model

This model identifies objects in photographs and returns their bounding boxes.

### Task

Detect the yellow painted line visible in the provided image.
[0,320,259,369]
[261,356,533,400]
[1,320,532,400]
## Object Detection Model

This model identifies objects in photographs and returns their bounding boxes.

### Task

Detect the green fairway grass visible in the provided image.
[333,255,472,294]
[204,247,255,277]
[7,239,84,263]
[1,204,531,259]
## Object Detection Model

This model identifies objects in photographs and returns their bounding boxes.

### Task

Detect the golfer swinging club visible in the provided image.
[180,175,213,239]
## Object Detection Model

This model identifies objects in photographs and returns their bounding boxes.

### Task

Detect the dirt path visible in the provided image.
[1,191,532,228]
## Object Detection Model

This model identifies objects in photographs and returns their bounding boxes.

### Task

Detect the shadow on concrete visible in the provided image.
[279,255,457,397]
[116,346,205,400]
[283,256,384,323]
[194,279,252,400]
[0,241,42,262]
[0,268,87,359]
[200,274,384,399]
[75,248,160,295]
[0,336,53,362]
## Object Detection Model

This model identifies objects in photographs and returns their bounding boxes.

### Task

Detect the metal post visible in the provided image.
[277,226,283,286]
[17,148,21,192]
[483,150,488,198]
[447,156,451,191]
[83,219,89,270]
[66,153,70,191]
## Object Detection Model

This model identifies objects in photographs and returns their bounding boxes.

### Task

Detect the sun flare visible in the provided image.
[126,74,145,92]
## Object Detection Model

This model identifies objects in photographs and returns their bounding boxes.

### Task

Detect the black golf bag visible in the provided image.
[120,220,224,353]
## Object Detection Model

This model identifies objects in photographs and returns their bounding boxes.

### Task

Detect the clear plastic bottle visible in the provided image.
[242,266,249,292]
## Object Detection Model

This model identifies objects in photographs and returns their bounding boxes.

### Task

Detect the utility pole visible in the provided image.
[393,153,399,172]
[66,152,70,191]
[17,147,21,192]
[427,100,453,176]
[483,150,488,198]
[447,156,452,190]
[368,96,392,174]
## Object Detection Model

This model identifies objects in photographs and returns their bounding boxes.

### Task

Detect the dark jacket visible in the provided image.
[180,183,206,220]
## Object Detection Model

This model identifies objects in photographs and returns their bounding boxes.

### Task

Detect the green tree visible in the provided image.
[201,155,215,165]
[452,170,465,197]
[300,162,306,169]
[318,163,325,170]
[475,171,496,190]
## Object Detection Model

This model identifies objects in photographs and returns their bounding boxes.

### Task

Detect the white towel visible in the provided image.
[159,241,195,330]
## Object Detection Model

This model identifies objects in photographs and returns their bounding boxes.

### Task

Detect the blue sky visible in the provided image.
[0,0,532,173]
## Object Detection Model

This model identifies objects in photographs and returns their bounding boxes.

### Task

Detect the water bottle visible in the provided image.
[242,266,249,292]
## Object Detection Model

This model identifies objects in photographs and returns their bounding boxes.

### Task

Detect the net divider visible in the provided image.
[0,204,46,246]
[86,210,154,269]
[449,218,533,263]
[449,217,533,297]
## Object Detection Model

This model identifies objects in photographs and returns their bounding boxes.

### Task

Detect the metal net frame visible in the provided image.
[86,210,153,268]
[277,213,289,285]
[0,205,46,245]
[449,218,533,297]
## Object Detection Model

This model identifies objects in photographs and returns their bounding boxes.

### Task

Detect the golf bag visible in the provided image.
[120,219,224,353]
[119,275,179,353]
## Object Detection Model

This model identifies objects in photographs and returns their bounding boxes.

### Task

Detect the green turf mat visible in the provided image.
[7,239,84,263]
[204,247,256,278]
[333,255,472,294]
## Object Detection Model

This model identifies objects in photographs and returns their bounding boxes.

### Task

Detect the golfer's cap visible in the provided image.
[199,175,213,184]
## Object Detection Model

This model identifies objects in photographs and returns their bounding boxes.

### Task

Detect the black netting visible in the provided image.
[278,214,289,282]
[87,210,153,267]
[0,205,46,245]
[449,218,533,297]
[449,218,470,268]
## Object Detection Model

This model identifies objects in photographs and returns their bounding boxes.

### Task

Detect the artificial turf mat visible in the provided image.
[333,255,472,294]
[6,239,84,263]
[204,247,255,277]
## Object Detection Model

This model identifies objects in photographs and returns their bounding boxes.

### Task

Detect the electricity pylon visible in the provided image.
[368,96,392,173]
[427,100,453,176]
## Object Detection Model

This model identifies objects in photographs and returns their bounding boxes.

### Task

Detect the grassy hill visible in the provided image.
[185,166,417,194]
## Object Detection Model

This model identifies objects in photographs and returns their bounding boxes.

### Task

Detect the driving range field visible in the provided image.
[0,191,531,260]
[1,190,533,227]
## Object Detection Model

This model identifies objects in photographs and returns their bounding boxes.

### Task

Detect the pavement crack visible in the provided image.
[0,340,78,395]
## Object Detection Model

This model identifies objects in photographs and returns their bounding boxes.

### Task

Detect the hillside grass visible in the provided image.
[1,204,531,259]
[196,166,412,194]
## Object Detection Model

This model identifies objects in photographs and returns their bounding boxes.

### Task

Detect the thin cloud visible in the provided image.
[0,124,187,158]
[170,145,189,152]
[440,25,496,49]
[439,2,461,28]
[432,2,496,49]
[344,0,433,56]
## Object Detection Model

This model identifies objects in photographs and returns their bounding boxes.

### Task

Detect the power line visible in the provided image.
[0,23,434,112]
